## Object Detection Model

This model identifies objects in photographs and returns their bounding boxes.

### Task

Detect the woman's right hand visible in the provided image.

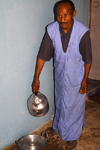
[32,77,40,94]
[32,58,45,94]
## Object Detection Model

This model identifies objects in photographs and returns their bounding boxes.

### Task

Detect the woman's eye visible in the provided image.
[65,14,68,17]
[58,14,62,17]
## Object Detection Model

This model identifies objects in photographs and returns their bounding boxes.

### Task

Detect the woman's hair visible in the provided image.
[53,0,75,20]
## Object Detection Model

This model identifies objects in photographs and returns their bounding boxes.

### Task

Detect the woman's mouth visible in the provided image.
[60,22,67,26]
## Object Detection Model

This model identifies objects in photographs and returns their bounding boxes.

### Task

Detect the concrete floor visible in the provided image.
[4,96,100,150]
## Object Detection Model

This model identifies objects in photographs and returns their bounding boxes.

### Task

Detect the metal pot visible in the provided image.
[27,92,49,117]
[15,131,47,150]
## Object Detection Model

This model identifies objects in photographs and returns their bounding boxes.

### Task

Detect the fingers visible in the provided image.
[79,79,88,94]
[79,86,87,94]
[33,85,40,94]
[79,89,85,94]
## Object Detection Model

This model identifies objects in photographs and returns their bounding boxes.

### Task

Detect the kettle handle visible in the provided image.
[35,92,38,95]
[15,141,23,150]
[41,131,48,139]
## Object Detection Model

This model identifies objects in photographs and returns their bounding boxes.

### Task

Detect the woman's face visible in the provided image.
[57,3,76,33]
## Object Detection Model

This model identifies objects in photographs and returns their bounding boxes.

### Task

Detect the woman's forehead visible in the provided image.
[57,2,72,13]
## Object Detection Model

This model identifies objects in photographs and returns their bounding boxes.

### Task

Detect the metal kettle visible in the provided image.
[27,92,49,117]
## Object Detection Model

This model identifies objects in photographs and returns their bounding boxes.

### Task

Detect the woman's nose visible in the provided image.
[61,16,66,22]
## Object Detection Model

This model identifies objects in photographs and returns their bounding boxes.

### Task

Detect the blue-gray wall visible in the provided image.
[0,0,89,149]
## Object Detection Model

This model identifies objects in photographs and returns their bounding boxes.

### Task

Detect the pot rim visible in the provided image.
[16,133,47,150]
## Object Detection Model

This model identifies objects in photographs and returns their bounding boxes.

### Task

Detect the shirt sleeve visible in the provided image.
[79,31,92,64]
[38,31,53,61]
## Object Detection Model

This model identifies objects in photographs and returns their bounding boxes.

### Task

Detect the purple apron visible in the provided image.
[47,19,89,141]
